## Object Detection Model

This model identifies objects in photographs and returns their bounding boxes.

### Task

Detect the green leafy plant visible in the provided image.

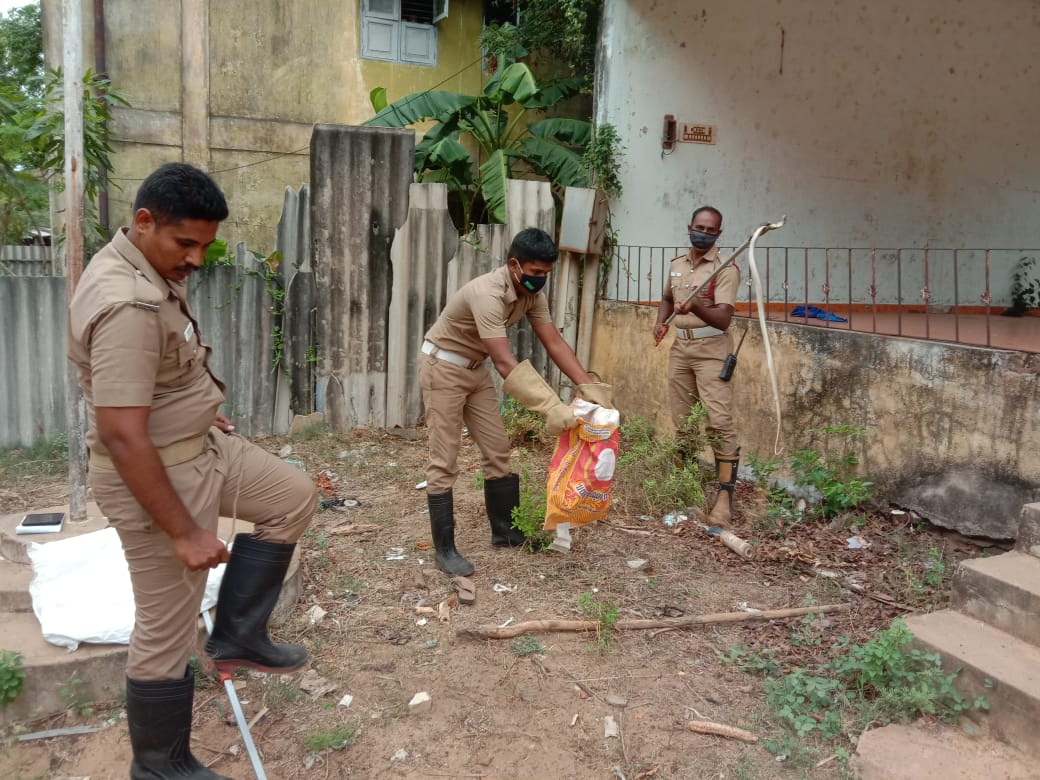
[2,66,129,249]
[197,243,289,374]
[480,1,603,90]
[1003,255,1039,316]
[789,423,873,519]
[510,456,553,550]
[0,650,26,706]
[304,722,359,752]
[365,61,588,229]
[758,620,984,753]
[578,591,620,653]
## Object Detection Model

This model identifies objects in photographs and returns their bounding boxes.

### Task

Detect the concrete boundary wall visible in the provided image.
[589,300,1040,538]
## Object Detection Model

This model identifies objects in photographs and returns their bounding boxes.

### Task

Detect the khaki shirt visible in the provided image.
[68,229,226,454]
[424,264,553,361]
[664,247,740,329]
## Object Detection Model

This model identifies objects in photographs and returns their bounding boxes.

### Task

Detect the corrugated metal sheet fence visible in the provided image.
[1,126,570,447]
[1,245,53,277]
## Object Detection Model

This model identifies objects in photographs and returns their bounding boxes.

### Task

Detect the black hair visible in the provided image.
[508,227,558,265]
[133,163,229,223]
[690,205,723,225]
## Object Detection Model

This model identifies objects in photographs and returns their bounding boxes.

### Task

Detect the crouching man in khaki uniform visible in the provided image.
[420,227,613,575]
[653,205,741,524]
[68,163,318,779]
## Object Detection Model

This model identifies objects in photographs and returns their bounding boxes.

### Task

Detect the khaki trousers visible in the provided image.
[90,428,317,679]
[667,332,739,458]
[419,353,512,493]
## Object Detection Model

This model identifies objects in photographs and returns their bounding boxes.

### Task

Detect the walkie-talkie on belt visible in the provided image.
[719,326,749,382]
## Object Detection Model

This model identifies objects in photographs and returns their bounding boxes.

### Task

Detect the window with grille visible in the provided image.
[361,0,448,66]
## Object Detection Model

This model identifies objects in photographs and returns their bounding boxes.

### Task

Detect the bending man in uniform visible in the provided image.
[68,163,318,779]
[420,227,613,575]
[653,205,741,524]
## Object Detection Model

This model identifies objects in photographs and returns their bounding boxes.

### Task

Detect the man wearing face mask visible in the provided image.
[419,227,613,576]
[653,206,741,524]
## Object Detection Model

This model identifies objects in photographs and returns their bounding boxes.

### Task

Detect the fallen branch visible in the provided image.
[687,719,757,743]
[457,603,850,640]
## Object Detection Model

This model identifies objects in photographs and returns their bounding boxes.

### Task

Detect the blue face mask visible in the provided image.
[689,229,719,250]
[512,262,548,293]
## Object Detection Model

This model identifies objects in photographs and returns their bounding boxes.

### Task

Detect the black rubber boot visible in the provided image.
[428,491,475,576]
[708,451,740,525]
[205,533,307,674]
[484,473,527,547]
[126,667,231,780]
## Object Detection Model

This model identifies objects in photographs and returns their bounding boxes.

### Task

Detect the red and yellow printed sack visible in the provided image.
[543,401,620,530]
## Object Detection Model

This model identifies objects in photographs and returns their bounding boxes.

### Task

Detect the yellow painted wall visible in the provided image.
[43,0,486,251]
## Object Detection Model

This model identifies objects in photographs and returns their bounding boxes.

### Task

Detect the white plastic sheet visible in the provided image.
[28,527,226,651]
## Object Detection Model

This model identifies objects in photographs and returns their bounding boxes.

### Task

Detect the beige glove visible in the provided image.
[503,360,578,437]
[577,382,614,408]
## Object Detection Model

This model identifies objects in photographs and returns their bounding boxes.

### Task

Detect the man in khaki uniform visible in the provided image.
[68,164,317,780]
[420,228,613,576]
[653,206,741,524]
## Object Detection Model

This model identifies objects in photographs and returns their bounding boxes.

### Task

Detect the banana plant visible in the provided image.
[364,62,590,227]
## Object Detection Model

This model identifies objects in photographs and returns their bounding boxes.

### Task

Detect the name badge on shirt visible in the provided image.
[183,322,194,343]
[670,272,683,277]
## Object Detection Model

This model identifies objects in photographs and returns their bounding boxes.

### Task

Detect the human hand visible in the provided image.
[545,405,579,437]
[214,413,235,435]
[653,322,668,343]
[172,527,230,571]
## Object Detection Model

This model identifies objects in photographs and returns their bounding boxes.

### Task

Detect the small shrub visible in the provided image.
[793,423,873,518]
[510,456,553,551]
[614,413,707,515]
[0,650,26,706]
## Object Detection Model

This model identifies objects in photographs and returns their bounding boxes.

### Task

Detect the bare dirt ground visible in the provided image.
[0,425,991,780]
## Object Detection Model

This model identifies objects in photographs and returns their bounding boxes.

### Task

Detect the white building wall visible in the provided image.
[596,0,1040,305]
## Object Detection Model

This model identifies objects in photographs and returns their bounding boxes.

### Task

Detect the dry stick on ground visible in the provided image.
[686,719,758,743]
[457,603,851,640]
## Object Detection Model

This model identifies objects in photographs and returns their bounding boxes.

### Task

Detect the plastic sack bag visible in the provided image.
[28,526,227,651]
[543,399,621,531]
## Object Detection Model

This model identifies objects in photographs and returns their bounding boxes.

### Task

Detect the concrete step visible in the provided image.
[906,609,1040,760]
[852,722,1034,780]
[0,610,127,727]
[0,503,301,728]
[1014,501,1040,556]
[953,551,1040,647]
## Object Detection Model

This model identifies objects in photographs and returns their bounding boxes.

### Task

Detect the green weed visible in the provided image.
[614,415,706,515]
[758,619,984,752]
[304,722,359,752]
[0,650,26,706]
[60,673,94,717]
[510,636,545,657]
[578,592,620,653]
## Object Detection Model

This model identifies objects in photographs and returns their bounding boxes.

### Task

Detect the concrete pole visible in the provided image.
[63,0,88,523]
[575,254,599,371]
